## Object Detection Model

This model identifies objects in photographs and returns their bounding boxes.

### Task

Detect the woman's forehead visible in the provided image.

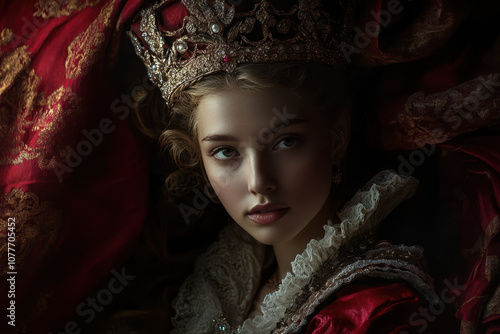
[196,89,321,121]
[196,90,330,142]
[200,88,296,109]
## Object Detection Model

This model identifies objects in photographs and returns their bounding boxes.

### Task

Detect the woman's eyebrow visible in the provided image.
[201,134,238,143]
[201,118,308,143]
[272,118,307,131]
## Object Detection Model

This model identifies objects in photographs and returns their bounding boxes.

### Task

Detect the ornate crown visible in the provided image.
[128,0,354,107]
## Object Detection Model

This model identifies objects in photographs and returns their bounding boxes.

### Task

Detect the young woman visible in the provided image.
[127,0,452,332]
[159,62,446,334]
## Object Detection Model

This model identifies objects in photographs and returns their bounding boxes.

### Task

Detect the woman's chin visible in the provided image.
[246,227,297,246]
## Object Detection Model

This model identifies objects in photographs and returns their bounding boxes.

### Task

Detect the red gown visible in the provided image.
[305,282,455,334]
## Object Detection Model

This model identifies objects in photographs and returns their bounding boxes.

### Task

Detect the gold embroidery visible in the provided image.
[33,85,81,170]
[0,28,13,46]
[392,73,500,149]
[484,216,500,245]
[463,216,500,264]
[485,255,499,282]
[0,46,41,165]
[34,0,102,19]
[0,45,33,97]
[484,216,500,281]
[0,46,82,170]
[285,245,435,333]
[460,321,478,334]
[65,0,115,79]
[483,284,500,319]
[0,188,61,279]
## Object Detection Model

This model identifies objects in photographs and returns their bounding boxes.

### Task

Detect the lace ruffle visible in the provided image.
[170,169,419,334]
[171,222,268,333]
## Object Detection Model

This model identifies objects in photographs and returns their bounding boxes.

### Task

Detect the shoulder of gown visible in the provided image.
[304,280,458,334]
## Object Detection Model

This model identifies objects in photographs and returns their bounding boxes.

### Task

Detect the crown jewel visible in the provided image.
[128,0,353,106]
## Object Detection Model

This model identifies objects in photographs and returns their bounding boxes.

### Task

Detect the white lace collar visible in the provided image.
[171,170,419,334]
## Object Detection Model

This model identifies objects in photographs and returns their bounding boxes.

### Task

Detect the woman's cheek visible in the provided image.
[203,161,224,195]
[209,166,239,196]
[290,155,331,191]
[284,151,319,180]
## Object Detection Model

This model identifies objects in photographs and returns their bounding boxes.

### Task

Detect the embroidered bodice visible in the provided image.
[170,170,440,334]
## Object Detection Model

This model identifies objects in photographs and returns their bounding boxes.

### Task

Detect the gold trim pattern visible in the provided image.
[389,73,500,149]
[0,45,82,170]
[65,0,115,79]
[34,0,102,19]
[483,284,500,319]
[485,255,499,282]
[0,45,33,97]
[484,216,500,245]
[460,320,478,334]
[484,216,500,281]
[0,28,13,46]
[0,188,62,279]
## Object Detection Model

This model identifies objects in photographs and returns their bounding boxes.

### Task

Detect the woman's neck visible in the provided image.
[272,190,341,280]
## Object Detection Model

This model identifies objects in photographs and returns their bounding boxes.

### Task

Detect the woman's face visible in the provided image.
[197,88,338,245]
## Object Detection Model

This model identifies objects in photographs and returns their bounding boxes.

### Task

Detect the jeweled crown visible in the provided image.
[128,0,353,107]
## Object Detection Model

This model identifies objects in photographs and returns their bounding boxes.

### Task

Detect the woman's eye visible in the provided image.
[213,147,236,160]
[275,136,299,150]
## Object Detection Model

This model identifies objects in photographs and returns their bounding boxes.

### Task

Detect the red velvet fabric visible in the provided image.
[305,282,452,334]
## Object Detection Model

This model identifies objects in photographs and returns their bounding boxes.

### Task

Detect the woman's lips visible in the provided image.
[247,208,290,224]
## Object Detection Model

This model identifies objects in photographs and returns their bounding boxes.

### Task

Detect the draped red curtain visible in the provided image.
[0,1,149,333]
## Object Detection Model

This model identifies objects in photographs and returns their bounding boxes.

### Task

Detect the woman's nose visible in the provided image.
[247,153,277,195]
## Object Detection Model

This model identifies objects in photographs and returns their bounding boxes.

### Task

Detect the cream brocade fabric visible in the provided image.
[171,169,440,334]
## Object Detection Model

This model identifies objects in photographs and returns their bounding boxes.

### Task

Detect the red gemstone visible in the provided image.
[223,56,230,63]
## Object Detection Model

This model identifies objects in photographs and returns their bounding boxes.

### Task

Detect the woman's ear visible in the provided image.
[330,129,345,164]
[329,127,349,163]
[330,106,350,163]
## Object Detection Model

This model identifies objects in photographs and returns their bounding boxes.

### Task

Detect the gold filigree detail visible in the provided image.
[0,188,62,279]
[462,216,500,260]
[0,46,33,97]
[460,320,478,334]
[392,73,500,149]
[0,45,82,169]
[484,216,500,282]
[0,28,13,46]
[34,0,102,19]
[129,0,353,106]
[484,216,500,246]
[485,255,499,282]
[65,0,115,79]
[33,85,82,170]
[483,284,500,319]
